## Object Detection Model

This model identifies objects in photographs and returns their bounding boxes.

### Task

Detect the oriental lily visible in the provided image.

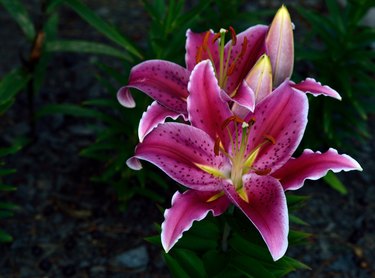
[117,5,341,142]
[127,60,362,261]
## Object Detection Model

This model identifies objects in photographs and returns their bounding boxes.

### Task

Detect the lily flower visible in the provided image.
[118,5,341,142]
[127,61,362,261]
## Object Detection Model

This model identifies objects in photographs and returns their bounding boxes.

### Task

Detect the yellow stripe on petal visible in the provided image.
[194,163,227,179]
[206,191,225,202]
[237,187,249,203]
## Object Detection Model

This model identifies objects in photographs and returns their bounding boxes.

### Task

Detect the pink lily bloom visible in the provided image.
[118,5,341,142]
[127,60,362,261]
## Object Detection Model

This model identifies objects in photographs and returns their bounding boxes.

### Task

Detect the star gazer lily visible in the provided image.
[117,5,341,142]
[126,60,362,261]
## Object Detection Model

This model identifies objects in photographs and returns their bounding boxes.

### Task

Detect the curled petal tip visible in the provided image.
[117,87,136,108]
[126,156,142,170]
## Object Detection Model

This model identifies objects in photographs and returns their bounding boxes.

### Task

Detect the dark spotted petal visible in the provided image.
[272,148,362,191]
[162,190,230,252]
[117,60,190,113]
[129,122,229,191]
[246,80,308,172]
[223,175,288,261]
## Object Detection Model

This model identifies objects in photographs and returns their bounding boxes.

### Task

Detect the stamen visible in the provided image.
[214,137,221,156]
[202,31,211,51]
[221,115,244,130]
[196,46,203,64]
[264,134,276,145]
[229,26,237,46]
[248,117,256,126]
[227,62,236,76]
[254,168,272,175]
[239,37,248,58]
[212,33,221,43]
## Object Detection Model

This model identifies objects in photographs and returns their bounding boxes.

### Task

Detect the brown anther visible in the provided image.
[202,31,211,51]
[254,168,272,176]
[229,26,237,46]
[227,62,236,76]
[214,137,221,156]
[264,134,276,145]
[196,46,203,64]
[212,32,221,43]
[239,37,248,58]
[222,115,245,129]
[248,117,256,126]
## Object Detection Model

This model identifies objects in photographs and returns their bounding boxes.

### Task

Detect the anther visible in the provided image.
[248,117,256,126]
[196,46,203,64]
[214,137,221,156]
[227,62,236,76]
[254,168,272,175]
[202,31,211,51]
[229,26,237,46]
[264,134,276,145]
[222,115,244,130]
[239,37,248,58]
[212,33,221,43]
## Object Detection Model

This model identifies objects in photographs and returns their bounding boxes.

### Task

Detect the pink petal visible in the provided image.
[223,175,288,261]
[231,80,256,114]
[132,122,229,191]
[138,101,187,142]
[126,156,142,170]
[291,78,342,100]
[247,80,308,172]
[265,5,294,87]
[272,148,363,191]
[117,87,136,108]
[162,190,230,252]
[185,29,220,71]
[187,60,232,145]
[117,60,190,113]
[224,25,268,94]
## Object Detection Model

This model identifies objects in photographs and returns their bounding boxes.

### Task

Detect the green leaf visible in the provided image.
[167,249,207,278]
[323,171,348,195]
[0,0,36,40]
[289,214,309,226]
[0,69,31,107]
[0,184,16,191]
[0,202,19,210]
[0,169,16,177]
[288,230,311,245]
[163,253,190,278]
[46,40,133,61]
[231,255,275,278]
[64,0,142,59]
[0,229,13,242]
[37,104,122,128]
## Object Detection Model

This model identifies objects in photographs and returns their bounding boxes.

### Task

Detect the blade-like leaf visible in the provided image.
[0,0,36,40]
[323,171,347,195]
[0,69,31,106]
[64,0,143,59]
[46,40,133,61]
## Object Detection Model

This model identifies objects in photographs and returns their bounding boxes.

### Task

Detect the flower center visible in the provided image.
[196,27,248,90]
[215,116,275,202]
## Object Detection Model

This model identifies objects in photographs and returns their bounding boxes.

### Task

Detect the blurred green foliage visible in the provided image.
[294,0,375,151]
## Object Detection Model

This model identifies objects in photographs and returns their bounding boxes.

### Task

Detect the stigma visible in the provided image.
[195,27,248,90]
